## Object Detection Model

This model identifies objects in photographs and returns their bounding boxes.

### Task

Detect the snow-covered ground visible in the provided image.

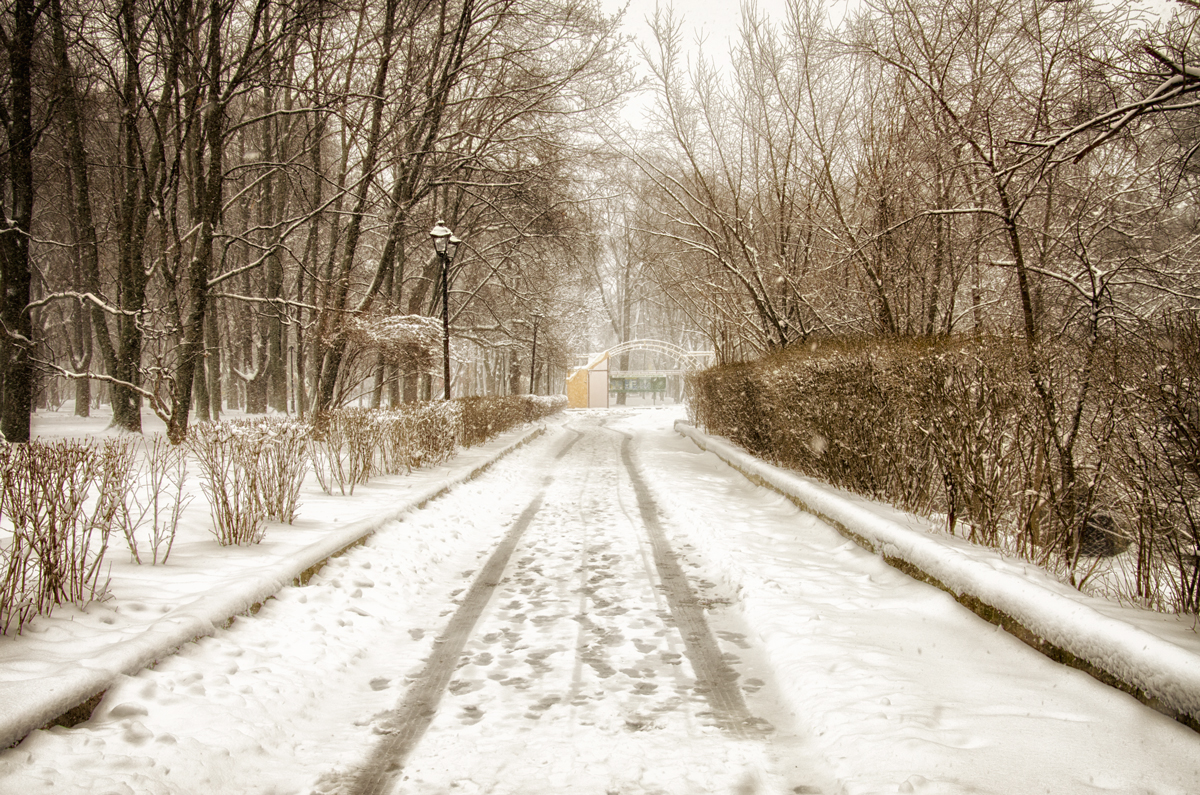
[0,408,545,750]
[1,406,1199,794]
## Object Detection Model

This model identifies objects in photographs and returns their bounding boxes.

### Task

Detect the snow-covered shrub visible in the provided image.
[226,418,309,523]
[309,409,375,495]
[307,395,562,494]
[458,394,565,447]
[1110,314,1200,612]
[688,336,1185,609]
[119,436,190,564]
[915,343,1033,550]
[190,424,267,546]
[690,338,950,509]
[310,403,462,493]
[526,394,568,417]
[458,396,523,447]
[0,439,126,634]
[0,514,36,635]
[374,402,461,473]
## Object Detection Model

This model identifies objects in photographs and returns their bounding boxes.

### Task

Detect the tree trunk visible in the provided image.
[167,0,226,444]
[0,0,38,442]
[207,297,222,419]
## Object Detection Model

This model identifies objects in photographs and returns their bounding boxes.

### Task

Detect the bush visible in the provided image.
[689,338,1009,514]
[119,436,191,564]
[0,439,128,635]
[309,409,372,496]
[226,418,309,523]
[307,407,455,495]
[376,402,461,471]
[309,395,564,494]
[189,424,268,546]
[689,332,1200,613]
[1110,315,1200,612]
[459,396,524,447]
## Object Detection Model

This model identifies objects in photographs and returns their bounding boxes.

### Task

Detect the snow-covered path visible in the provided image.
[2,408,1199,794]
[341,415,821,795]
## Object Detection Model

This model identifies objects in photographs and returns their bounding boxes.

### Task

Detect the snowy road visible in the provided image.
[2,408,1198,794]
[343,416,815,795]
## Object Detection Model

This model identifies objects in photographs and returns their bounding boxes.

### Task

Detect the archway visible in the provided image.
[565,339,714,409]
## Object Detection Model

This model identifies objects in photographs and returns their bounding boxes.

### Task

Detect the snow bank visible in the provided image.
[0,424,545,750]
[675,420,1200,729]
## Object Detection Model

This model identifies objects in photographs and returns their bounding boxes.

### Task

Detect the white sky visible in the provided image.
[598,0,844,129]
[600,0,799,65]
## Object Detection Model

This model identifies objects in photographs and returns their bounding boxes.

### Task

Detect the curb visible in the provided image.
[2,423,547,751]
[674,420,1200,733]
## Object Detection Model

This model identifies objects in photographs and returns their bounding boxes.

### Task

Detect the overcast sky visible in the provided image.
[600,0,799,64]
[598,0,805,129]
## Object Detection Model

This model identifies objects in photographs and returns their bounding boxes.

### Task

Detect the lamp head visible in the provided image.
[430,221,451,254]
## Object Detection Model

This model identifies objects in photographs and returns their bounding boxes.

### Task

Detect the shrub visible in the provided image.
[309,395,563,494]
[190,424,268,546]
[309,409,376,496]
[1110,315,1200,611]
[375,402,461,472]
[226,418,309,523]
[119,436,191,564]
[459,396,524,447]
[688,333,1200,613]
[0,439,127,634]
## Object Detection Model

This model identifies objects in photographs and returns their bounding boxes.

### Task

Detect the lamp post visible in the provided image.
[430,221,461,400]
[529,311,543,394]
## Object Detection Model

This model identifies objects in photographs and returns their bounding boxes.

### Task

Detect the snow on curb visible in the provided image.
[674,420,1200,731]
[0,424,546,750]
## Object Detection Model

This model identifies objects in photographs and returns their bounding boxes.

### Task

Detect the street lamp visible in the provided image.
[430,221,461,400]
[529,311,543,394]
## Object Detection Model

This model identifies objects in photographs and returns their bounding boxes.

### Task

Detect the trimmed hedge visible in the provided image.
[688,331,1200,613]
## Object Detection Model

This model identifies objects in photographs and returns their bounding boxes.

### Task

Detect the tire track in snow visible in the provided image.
[613,429,770,739]
[348,484,549,795]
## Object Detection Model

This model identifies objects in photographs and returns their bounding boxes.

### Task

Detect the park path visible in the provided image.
[342,416,828,794]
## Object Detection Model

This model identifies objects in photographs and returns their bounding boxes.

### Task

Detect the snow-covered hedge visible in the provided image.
[311,395,565,493]
[309,404,461,495]
[687,332,1200,614]
[458,394,567,447]
[190,419,309,543]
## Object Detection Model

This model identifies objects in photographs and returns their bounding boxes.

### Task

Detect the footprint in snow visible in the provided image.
[448,679,484,696]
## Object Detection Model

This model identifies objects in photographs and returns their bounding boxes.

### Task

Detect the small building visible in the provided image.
[566,352,609,409]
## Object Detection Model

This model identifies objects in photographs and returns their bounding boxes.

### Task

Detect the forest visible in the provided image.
[2,0,1199,442]
[0,0,632,445]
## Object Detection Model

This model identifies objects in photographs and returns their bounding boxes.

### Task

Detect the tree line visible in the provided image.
[628,0,1200,359]
[0,0,629,442]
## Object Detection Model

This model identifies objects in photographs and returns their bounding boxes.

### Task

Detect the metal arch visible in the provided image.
[600,339,713,370]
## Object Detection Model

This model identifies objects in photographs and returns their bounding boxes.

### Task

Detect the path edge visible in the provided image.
[674,420,1200,734]
[1,424,547,751]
